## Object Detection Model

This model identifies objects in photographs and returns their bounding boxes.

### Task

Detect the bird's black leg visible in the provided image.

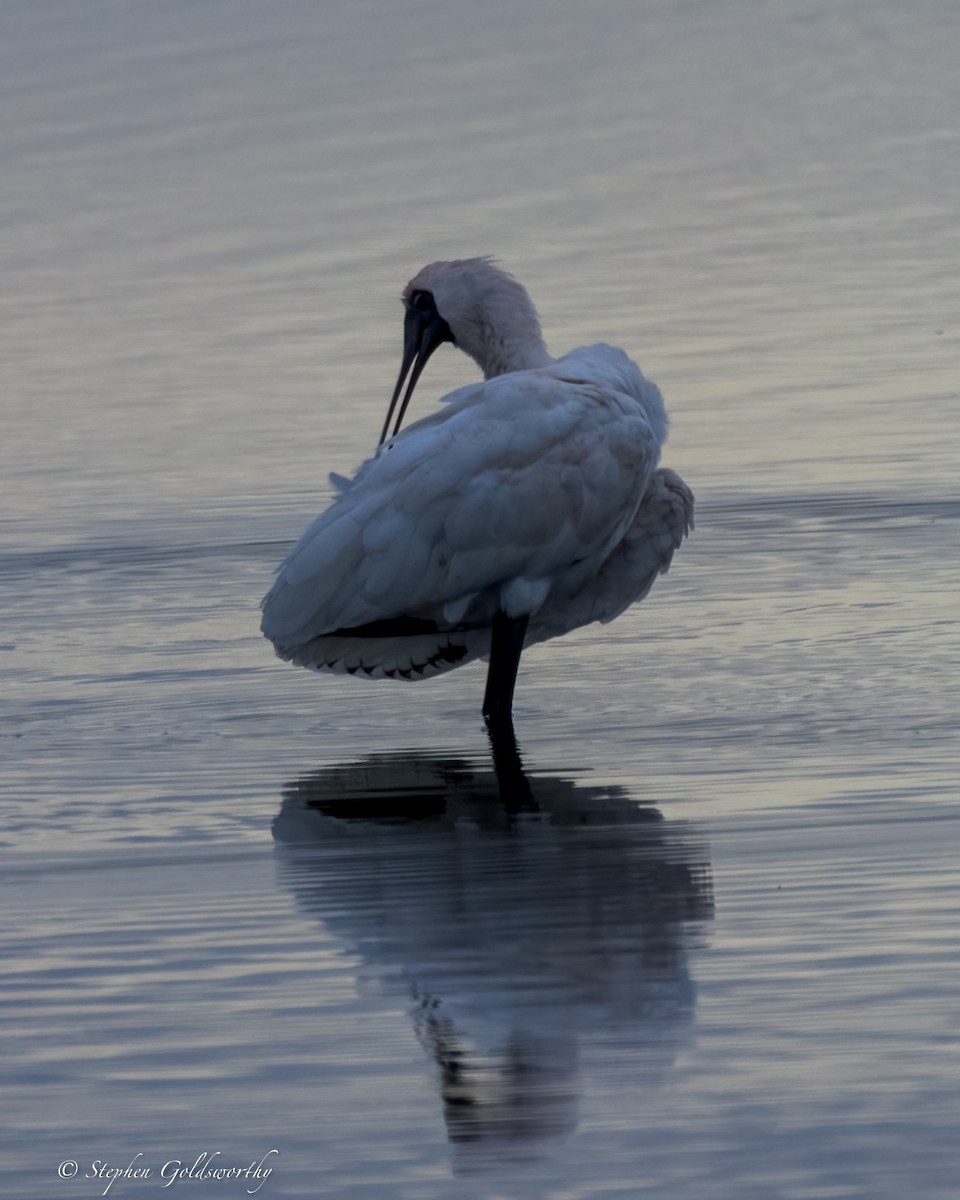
[482,611,529,735]
[485,715,536,812]
[483,612,535,810]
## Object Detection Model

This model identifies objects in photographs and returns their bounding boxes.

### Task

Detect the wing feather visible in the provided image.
[528,467,695,643]
[261,357,663,654]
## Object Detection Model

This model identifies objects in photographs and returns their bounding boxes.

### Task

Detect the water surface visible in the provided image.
[1,1,958,1197]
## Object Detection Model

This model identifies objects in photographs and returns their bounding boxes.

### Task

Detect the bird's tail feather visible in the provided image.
[274,628,491,681]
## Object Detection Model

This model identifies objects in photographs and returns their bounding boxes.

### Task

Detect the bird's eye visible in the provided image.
[409,290,433,311]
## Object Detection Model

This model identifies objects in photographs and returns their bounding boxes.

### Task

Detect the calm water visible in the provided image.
[2,1,958,1197]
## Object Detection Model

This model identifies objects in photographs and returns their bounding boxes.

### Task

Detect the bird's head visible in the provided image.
[379,258,550,447]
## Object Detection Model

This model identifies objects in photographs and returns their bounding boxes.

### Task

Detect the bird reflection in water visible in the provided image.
[273,747,713,1168]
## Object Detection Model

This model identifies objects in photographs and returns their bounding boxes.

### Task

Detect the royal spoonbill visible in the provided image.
[261,258,693,733]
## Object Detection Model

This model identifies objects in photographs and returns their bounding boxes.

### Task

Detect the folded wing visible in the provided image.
[261,365,662,665]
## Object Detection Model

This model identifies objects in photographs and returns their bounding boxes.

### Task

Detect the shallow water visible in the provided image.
[2,1,959,1197]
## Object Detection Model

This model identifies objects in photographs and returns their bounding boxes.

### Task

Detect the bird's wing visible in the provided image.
[282,470,693,680]
[528,467,695,644]
[261,368,661,648]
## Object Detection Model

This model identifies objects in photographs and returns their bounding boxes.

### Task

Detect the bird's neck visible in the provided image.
[479,330,553,379]
[453,289,553,379]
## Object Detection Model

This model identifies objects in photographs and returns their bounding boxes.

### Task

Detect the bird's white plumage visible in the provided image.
[261,259,693,687]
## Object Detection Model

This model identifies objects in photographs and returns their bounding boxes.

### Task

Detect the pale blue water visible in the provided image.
[2,1,959,1197]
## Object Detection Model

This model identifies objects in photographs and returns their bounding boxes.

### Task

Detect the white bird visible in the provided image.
[261,258,693,732]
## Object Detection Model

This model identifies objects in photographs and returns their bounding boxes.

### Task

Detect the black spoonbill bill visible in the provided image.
[261,258,694,735]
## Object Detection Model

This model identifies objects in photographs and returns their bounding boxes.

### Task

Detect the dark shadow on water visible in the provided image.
[273,750,713,1171]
